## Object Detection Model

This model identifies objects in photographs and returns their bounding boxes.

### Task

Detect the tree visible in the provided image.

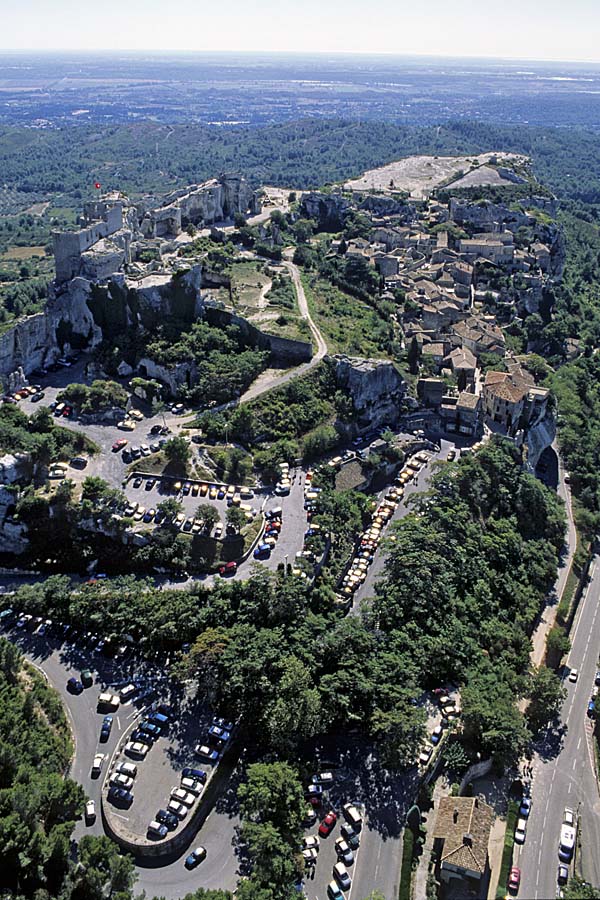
[264,656,322,752]
[234,212,248,228]
[563,879,600,899]
[196,503,220,532]
[407,336,421,374]
[163,435,191,470]
[73,835,135,900]
[371,700,427,769]
[226,505,246,533]
[238,761,305,844]
[156,497,183,521]
[527,665,566,732]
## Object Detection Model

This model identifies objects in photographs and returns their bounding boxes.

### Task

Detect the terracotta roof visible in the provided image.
[433,796,493,876]
[484,370,530,404]
[457,391,480,410]
[445,346,477,370]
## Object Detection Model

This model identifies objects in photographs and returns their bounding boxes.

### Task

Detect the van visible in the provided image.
[343,803,363,830]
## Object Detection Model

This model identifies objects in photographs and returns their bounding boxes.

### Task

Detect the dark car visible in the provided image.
[70,456,87,469]
[80,669,93,687]
[185,846,206,869]
[588,700,596,718]
[31,391,45,402]
[149,712,169,728]
[107,786,133,807]
[156,808,179,830]
[139,720,161,738]
[150,424,162,435]
[131,728,154,745]
[100,715,113,741]
[182,767,207,783]
[219,561,237,577]
[67,677,83,694]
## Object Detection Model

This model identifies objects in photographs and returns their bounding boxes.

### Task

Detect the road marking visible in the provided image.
[116,716,121,730]
[113,813,129,821]
[573,758,577,770]
[568,783,572,793]
[578,736,582,750]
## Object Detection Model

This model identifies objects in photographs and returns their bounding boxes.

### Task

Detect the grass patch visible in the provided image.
[398,827,416,900]
[496,799,519,898]
[302,274,393,357]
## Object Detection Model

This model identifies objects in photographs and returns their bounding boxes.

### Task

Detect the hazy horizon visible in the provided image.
[3,0,600,63]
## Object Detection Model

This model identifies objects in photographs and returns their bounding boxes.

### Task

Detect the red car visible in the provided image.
[62,406,72,417]
[508,866,521,894]
[318,811,337,837]
[112,439,128,452]
[219,561,237,577]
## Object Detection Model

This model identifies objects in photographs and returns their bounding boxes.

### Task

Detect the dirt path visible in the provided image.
[238,260,327,403]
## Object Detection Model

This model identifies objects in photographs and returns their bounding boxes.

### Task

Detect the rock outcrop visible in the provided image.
[332,355,407,432]
[300,192,350,231]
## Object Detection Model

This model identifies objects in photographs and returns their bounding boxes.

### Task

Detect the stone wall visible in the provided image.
[203,304,313,364]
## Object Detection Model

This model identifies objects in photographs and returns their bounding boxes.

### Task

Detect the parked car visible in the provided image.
[319,811,337,837]
[508,866,521,893]
[85,800,96,823]
[195,744,220,762]
[514,818,527,844]
[167,799,188,819]
[147,820,167,838]
[110,773,134,791]
[115,761,137,778]
[156,808,179,830]
[335,837,354,865]
[80,668,93,687]
[171,787,196,806]
[303,835,320,851]
[519,796,531,818]
[327,882,344,900]
[97,692,120,710]
[182,766,207,782]
[208,724,231,743]
[67,676,84,694]
[557,864,569,885]
[333,861,351,890]
[181,776,203,794]
[125,741,149,758]
[568,667,578,682]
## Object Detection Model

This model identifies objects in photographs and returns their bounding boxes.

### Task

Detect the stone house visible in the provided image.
[444,346,477,384]
[440,391,482,436]
[481,369,549,435]
[433,796,494,889]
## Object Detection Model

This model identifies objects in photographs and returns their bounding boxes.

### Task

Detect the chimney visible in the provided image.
[463,833,473,846]
[453,808,459,824]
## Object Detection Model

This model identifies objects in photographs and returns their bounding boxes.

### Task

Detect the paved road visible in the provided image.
[351,439,454,613]
[517,556,600,898]
[301,739,420,900]
[5,626,241,899]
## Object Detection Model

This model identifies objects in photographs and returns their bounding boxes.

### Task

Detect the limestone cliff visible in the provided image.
[332,355,407,433]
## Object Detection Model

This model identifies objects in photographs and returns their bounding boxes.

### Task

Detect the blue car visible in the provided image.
[149,712,169,727]
[208,724,231,743]
[182,767,207,782]
[254,543,271,560]
[67,677,83,694]
[100,715,113,741]
[588,700,596,718]
[139,721,161,737]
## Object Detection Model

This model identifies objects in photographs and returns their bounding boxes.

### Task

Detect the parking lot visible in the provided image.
[3,619,241,897]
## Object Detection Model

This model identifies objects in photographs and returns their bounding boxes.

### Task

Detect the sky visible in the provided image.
[3,0,600,62]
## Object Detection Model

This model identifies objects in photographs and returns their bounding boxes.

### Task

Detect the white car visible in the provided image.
[419,746,433,766]
[568,668,578,682]
[335,837,355,865]
[431,725,444,744]
[85,799,96,822]
[303,835,320,851]
[125,741,149,758]
[167,799,189,819]
[312,771,334,785]
[110,773,134,790]
[115,761,137,777]
[563,807,575,827]
[302,847,318,863]
[120,683,137,702]
[181,776,203,794]
[91,753,105,775]
[97,692,120,710]
[170,787,196,806]
[333,861,352,890]
[514,818,527,844]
